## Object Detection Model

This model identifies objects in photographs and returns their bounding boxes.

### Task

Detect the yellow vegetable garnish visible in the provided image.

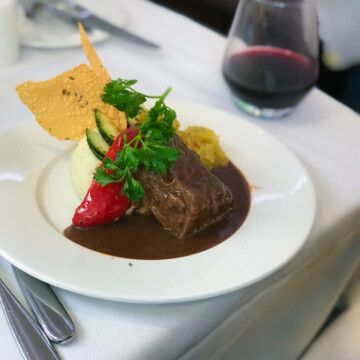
[178,126,228,168]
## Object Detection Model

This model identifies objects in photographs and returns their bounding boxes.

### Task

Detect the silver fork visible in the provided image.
[13,267,76,344]
[0,277,61,360]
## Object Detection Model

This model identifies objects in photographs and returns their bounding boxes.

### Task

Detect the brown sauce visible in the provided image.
[64,163,250,260]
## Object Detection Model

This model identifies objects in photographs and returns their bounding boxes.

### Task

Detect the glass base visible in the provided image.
[234,98,293,119]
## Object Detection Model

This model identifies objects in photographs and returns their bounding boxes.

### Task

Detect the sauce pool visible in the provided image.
[64,162,251,260]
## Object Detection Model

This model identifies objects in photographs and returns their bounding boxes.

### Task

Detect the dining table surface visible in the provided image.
[0,0,359,359]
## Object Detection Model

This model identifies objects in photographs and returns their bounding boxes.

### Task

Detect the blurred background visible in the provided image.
[150,0,360,113]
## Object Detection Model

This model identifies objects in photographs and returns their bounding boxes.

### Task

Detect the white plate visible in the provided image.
[18,6,126,49]
[0,101,316,303]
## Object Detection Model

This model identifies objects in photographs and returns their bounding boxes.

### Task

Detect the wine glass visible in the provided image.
[222,0,319,118]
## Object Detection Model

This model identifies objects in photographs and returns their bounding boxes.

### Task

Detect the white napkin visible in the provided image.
[301,305,360,360]
[301,258,360,360]
[0,0,19,66]
[317,0,360,70]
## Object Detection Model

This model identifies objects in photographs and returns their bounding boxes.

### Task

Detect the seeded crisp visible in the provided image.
[16,24,127,140]
[16,64,123,140]
[78,22,110,85]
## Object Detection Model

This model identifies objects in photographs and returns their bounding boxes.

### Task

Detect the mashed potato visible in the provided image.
[70,136,101,199]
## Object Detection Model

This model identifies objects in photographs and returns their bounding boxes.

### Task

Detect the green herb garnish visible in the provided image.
[94,79,179,201]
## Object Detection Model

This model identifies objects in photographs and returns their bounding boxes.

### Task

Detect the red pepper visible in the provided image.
[72,127,138,228]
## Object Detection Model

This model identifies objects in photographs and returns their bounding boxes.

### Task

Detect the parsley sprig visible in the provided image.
[94,79,179,201]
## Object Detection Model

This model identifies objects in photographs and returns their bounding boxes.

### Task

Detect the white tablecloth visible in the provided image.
[0,1,359,359]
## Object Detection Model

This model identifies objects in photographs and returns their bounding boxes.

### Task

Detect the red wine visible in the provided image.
[223,46,318,109]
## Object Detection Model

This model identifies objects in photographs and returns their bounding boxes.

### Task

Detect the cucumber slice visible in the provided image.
[85,128,109,160]
[95,110,120,145]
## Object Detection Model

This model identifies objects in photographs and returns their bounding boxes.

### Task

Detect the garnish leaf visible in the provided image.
[122,175,144,202]
[97,79,179,201]
[139,146,179,174]
[94,166,120,186]
[102,79,146,118]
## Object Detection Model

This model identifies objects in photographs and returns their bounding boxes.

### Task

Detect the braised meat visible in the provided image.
[136,135,233,239]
